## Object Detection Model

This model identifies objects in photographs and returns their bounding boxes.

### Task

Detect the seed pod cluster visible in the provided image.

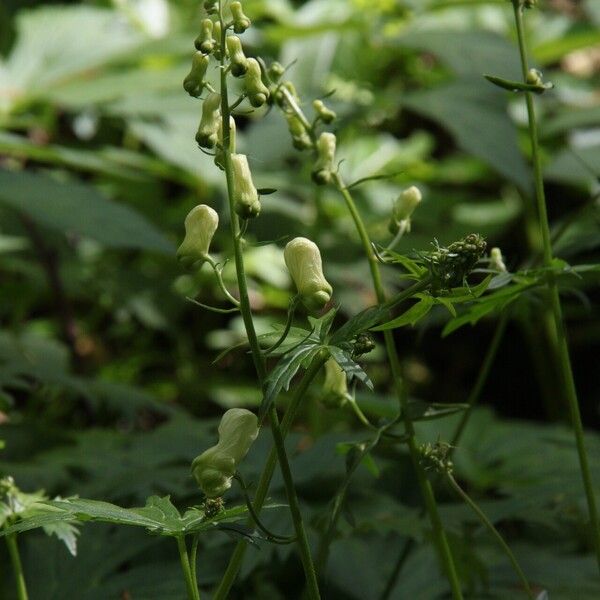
[191,409,259,498]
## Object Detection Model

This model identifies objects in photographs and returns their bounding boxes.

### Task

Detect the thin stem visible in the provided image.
[332,173,463,600]
[215,7,321,597]
[450,311,509,448]
[206,256,240,306]
[177,536,200,600]
[190,534,200,592]
[446,473,533,599]
[512,0,600,569]
[213,354,328,600]
[5,533,28,600]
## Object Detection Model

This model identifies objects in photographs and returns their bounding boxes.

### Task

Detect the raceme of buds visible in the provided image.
[489,247,507,272]
[313,99,336,124]
[244,58,270,107]
[183,51,209,98]
[284,237,333,312]
[191,408,259,498]
[214,115,236,170]
[389,186,422,233]
[311,132,337,185]
[230,1,251,34]
[194,18,215,54]
[231,153,261,218]
[176,204,219,268]
[319,358,348,409]
[226,35,248,77]
[285,112,312,150]
[196,92,222,149]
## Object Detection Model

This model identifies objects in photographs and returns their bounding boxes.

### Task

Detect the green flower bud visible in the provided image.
[231,153,261,218]
[226,35,248,77]
[274,80,299,108]
[230,1,251,34]
[194,18,215,55]
[244,58,270,108]
[268,61,285,82]
[195,92,221,149]
[191,408,259,498]
[320,358,348,409]
[284,237,333,312]
[183,51,210,98]
[526,68,542,86]
[389,186,422,233]
[203,0,218,15]
[311,132,336,185]
[489,247,507,272]
[214,115,236,170]
[176,204,219,268]
[285,112,312,151]
[313,99,336,124]
[212,21,223,59]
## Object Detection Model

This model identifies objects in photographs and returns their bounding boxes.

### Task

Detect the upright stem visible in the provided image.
[5,534,28,600]
[213,355,328,600]
[512,0,600,569]
[446,474,533,599]
[216,7,321,597]
[177,536,201,600]
[333,174,463,600]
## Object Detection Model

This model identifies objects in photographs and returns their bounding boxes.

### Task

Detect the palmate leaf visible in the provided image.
[328,346,373,391]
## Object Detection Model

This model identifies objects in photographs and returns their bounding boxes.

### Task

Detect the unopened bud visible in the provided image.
[285,112,312,151]
[194,18,215,54]
[313,99,336,124]
[526,68,543,87]
[230,1,251,34]
[284,237,333,312]
[274,80,298,108]
[489,247,507,272]
[177,204,219,268]
[183,51,209,98]
[191,408,259,498]
[212,21,223,59]
[231,153,261,218]
[320,358,348,409]
[268,61,285,82]
[389,186,422,233]
[311,132,336,185]
[195,92,221,149]
[226,35,248,77]
[203,0,218,14]
[244,58,270,107]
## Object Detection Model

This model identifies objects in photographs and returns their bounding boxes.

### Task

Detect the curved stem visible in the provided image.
[206,256,240,307]
[213,354,327,599]
[177,536,200,600]
[215,6,321,597]
[511,0,600,570]
[5,533,28,600]
[446,473,533,599]
[263,296,299,355]
[332,173,463,599]
[450,311,509,449]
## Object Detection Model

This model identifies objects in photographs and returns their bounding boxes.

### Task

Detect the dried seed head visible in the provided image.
[320,358,348,409]
[231,153,261,218]
[176,204,219,268]
[191,408,259,498]
[311,132,337,185]
[284,237,333,312]
[244,58,270,107]
[195,92,222,149]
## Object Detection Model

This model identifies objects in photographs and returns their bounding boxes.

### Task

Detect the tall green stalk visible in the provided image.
[215,4,321,597]
[333,174,464,600]
[177,536,200,600]
[511,0,600,570]
[5,533,28,600]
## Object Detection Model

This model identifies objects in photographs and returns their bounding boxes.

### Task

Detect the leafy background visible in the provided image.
[1,0,599,598]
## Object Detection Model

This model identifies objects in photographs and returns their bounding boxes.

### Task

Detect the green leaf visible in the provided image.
[0,169,173,253]
[328,346,373,390]
[42,521,80,557]
[405,401,468,422]
[373,296,434,331]
[484,74,552,95]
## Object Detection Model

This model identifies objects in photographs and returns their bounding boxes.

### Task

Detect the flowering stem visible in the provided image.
[332,173,463,600]
[177,536,200,600]
[5,532,28,600]
[215,6,321,597]
[213,353,328,599]
[445,473,534,599]
[511,0,600,569]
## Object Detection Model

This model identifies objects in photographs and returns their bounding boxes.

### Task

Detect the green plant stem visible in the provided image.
[332,173,463,600]
[176,537,200,600]
[5,534,28,600]
[450,311,509,448]
[190,534,199,591]
[512,0,600,570]
[445,473,533,599]
[213,354,328,600]
[216,11,321,597]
